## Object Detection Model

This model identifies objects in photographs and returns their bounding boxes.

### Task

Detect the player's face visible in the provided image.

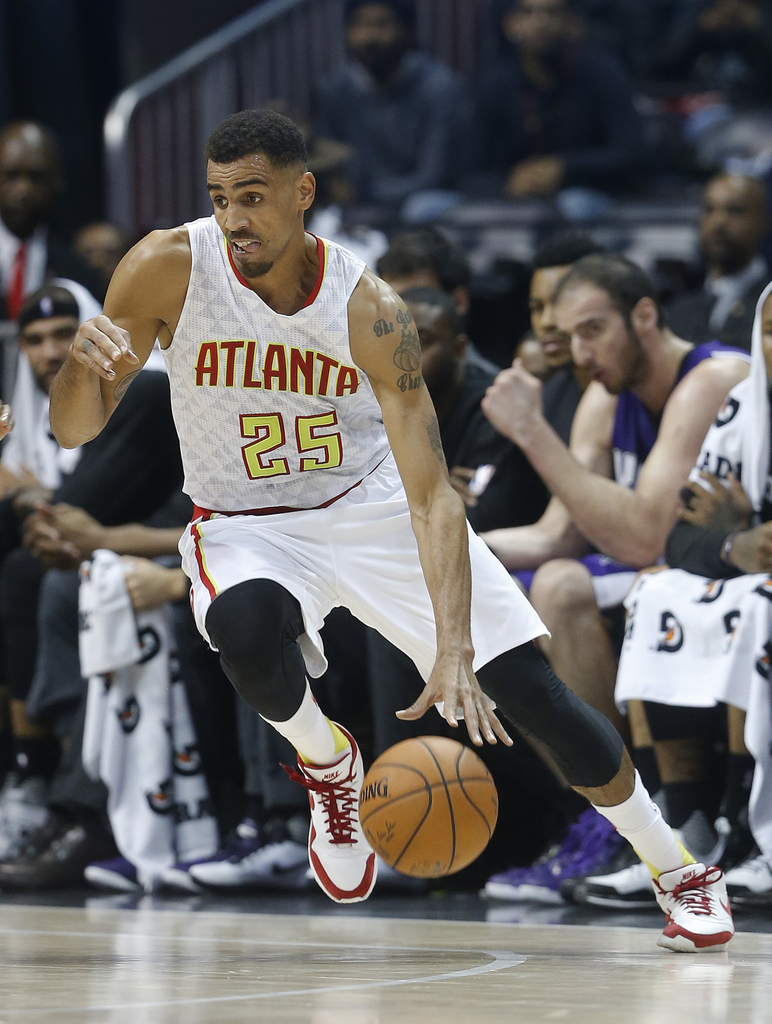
[206,154,315,279]
[504,0,570,56]
[556,283,647,395]
[0,132,58,239]
[529,265,572,368]
[347,4,407,75]
[701,175,766,274]
[19,315,77,394]
[408,300,464,400]
[761,292,772,385]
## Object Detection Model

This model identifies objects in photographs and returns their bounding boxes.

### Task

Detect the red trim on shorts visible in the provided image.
[190,522,217,600]
[191,451,391,521]
[225,233,326,308]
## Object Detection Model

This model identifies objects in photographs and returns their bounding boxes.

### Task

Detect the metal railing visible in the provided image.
[105,0,485,240]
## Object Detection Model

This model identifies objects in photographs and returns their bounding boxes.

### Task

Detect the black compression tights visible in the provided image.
[206,580,624,788]
[476,644,624,789]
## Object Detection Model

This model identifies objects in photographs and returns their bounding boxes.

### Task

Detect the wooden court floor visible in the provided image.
[0,903,771,1023]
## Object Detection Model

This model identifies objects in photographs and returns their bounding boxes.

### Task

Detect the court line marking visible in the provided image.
[0,930,525,1017]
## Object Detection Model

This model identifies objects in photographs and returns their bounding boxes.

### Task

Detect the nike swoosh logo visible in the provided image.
[721,899,732,916]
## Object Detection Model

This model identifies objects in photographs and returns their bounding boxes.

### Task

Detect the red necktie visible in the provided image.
[6,243,26,321]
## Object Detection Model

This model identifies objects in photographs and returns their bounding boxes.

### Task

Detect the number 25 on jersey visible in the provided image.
[240,412,343,479]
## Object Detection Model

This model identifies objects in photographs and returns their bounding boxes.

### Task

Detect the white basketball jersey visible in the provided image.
[163,217,391,512]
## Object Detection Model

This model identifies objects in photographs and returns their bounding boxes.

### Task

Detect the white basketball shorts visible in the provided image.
[180,452,547,680]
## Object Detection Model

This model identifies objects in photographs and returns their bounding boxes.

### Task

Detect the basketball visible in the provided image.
[359,736,498,878]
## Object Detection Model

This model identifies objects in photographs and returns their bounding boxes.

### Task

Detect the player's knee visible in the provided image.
[530,558,596,621]
[478,642,558,725]
[205,578,291,680]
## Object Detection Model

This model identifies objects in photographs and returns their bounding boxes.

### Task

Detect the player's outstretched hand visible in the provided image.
[70,315,139,381]
[396,652,513,747]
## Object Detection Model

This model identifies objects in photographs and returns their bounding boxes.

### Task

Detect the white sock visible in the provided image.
[594,771,695,877]
[261,681,346,765]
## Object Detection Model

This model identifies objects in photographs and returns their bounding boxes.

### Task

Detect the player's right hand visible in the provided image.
[725,521,772,575]
[70,315,139,381]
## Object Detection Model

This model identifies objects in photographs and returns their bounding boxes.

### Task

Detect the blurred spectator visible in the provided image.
[475,0,645,209]
[377,226,510,370]
[72,223,131,301]
[0,335,181,867]
[301,130,388,270]
[0,286,81,498]
[667,173,769,353]
[0,123,102,320]
[314,0,467,216]
[377,227,472,315]
[655,0,772,104]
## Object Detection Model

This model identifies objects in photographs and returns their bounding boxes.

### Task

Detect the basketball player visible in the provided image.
[50,110,731,951]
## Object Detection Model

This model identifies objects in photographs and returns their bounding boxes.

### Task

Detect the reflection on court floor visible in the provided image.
[0,904,770,1022]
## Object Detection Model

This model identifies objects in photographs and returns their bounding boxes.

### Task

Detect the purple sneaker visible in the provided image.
[161,818,261,893]
[85,855,140,892]
[484,808,625,904]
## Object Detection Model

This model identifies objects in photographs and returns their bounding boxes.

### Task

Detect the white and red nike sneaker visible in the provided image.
[653,862,734,952]
[283,725,376,903]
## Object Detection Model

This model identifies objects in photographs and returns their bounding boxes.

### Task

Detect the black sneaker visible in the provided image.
[561,841,656,907]
[709,815,756,873]
[0,816,116,890]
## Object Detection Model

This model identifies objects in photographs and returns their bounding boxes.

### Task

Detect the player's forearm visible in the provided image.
[482,520,587,570]
[98,524,185,558]
[49,357,107,449]
[518,418,666,566]
[410,484,474,656]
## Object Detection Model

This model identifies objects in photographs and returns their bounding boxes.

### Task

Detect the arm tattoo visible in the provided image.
[114,370,140,401]
[391,308,422,391]
[426,417,445,466]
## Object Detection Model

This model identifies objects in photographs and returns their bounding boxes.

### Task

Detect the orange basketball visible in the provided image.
[359,736,498,878]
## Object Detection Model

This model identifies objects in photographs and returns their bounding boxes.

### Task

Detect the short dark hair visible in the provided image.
[206,109,308,168]
[401,286,462,335]
[376,228,470,293]
[533,231,606,270]
[345,0,416,28]
[554,253,665,328]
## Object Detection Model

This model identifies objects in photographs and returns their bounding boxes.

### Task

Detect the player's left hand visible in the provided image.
[396,652,513,747]
[32,502,106,557]
[22,510,81,569]
[481,359,543,446]
[679,471,753,531]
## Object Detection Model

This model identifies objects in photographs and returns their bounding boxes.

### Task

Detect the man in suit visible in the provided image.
[0,122,102,321]
[667,173,769,354]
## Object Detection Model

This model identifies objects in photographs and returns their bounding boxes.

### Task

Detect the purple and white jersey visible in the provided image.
[611,341,748,490]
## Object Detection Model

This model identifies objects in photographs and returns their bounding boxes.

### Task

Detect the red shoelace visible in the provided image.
[669,866,724,916]
[283,763,357,845]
